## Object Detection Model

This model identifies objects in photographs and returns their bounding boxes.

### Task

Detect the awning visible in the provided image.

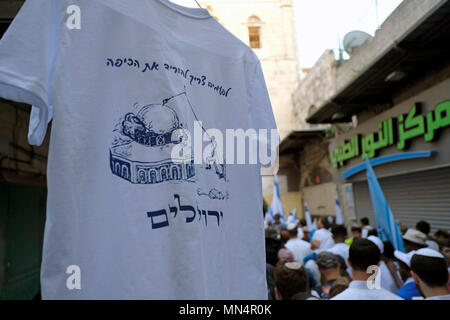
[279,129,325,155]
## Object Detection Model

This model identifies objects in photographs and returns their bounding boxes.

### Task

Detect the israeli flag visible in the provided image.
[304,202,314,231]
[335,196,344,225]
[365,156,405,252]
[266,175,285,222]
[312,218,318,231]
[287,208,299,225]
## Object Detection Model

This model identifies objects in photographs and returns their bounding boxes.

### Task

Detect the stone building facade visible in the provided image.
[291,50,338,128]
[199,0,300,140]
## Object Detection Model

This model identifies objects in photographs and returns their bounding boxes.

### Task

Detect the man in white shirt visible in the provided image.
[327,225,351,276]
[311,217,335,252]
[331,238,403,300]
[394,250,422,300]
[411,248,450,300]
[285,223,312,265]
[361,217,374,238]
[296,219,307,241]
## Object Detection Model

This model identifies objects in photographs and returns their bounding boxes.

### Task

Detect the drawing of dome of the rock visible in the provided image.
[121,104,183,148]
[137,104,180,134]
[109,141,195,185]
[110,90,226,186]
[110,92,197,185]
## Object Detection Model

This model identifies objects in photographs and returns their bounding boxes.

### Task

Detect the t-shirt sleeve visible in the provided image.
[0,0,57,146]
[246,58,280,168]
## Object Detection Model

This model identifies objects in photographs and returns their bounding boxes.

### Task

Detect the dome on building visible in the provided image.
[137,104,180,134]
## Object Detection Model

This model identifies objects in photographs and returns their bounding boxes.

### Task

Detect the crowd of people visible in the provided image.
[265,214,450,300]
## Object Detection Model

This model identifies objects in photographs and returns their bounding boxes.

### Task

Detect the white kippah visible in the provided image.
[368,235,384,254]
[287,223,297,231]
[414,248,444,259]
[285,262,302,271]
[394,250,416,268]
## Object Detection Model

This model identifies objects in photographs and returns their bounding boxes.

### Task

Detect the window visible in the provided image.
[248,26,261,49]
[248,15,261,24]
[247,15,263,49]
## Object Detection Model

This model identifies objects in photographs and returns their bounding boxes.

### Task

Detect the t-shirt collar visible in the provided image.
[156,0,212,19]
[404,277,415,285]
[349,280,371,290]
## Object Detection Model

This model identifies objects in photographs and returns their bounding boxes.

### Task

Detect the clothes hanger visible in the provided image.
[194,0,202,8]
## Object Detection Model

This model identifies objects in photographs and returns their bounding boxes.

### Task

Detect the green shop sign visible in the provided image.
[331,100,450,168]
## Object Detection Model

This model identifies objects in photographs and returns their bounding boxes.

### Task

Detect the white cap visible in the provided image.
[394,250,416,268]
[287,214,299,225]
[414,248,445,259]
[287,222,298,231]
[368,235,384,254]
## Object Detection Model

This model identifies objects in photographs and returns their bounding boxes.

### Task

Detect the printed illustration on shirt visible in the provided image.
[109,89,228,194]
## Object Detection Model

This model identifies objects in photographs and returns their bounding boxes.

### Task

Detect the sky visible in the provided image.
[293,0,403,68]
[171,0,404,68]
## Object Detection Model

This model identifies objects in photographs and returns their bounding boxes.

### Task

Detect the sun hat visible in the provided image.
[402,229,427,246]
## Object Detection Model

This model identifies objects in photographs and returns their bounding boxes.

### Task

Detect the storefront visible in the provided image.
[305,0,450,233]
[330,78,450,233]
[277,129,355,222]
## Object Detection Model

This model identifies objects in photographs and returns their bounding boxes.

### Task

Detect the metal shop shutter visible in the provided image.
[353,167,450,234]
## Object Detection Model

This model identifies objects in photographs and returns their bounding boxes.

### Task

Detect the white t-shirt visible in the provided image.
[362,225,374,238]
[0,0,278,299]
[378,261,399,294]
[326,242,351,275]
[297,227,304,240]
[327,243,349,262]
[331,281,404,300]
[305,259,321,287]
[425,294,450,300]
[426,240,440,252]
[312,228,335,251]
[285,238,312,265]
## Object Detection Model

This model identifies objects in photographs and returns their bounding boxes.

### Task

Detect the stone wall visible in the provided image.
[291,50,337,128]
[0,99,48,186]
[200,0,300,140]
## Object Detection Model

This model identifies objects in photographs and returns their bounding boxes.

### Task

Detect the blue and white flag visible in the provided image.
[304,202,314,232]
[266,175,285,223]
[365,156,405,252]
[335,196,344,225]
[287,208,299,225]
[312,218,318,231]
